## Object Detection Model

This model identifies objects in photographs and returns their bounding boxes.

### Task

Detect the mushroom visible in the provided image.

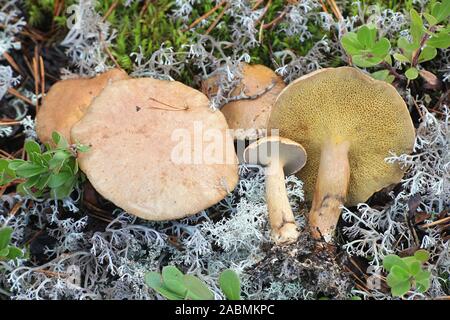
[267,67,415,242]
[244,136,306,245]
[202,63,286,161]
[71,78,239,220]
[36,68,128,143]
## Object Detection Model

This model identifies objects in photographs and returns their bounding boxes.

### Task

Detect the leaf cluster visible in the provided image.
[341,0,450,81]
[0,227,24,262]
[145,266,241,300]
[383,249,432,297]
[0,132,89,200]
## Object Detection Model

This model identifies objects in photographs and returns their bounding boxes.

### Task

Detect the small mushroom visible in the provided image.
[244,136,306,245]
[203,64,286,161]
[71,78,239,221]
[36,68,128,143]
[268,67,415,242]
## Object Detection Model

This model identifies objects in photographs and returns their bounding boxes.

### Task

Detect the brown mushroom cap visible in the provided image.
[71,78,239,221]
[204,64,286,140]
[244,136,306,176]
[36,68,128,143]
[268,67,415,205]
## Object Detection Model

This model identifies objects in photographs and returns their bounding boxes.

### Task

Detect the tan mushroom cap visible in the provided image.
[203,64,286,140]
[71,78,239,221]
[268,67,415,205]
[244,136,307,176]
[36,68,128,143]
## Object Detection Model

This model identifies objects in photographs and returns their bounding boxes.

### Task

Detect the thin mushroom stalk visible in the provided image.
[244,136,306,245]
[308,140,350,242]
[265,161,300,245]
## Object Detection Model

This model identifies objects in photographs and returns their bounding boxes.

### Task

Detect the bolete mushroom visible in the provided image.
[244,136,306,245]
[36,68,128,143]
[267,67,415,242]
[71,78,239,220]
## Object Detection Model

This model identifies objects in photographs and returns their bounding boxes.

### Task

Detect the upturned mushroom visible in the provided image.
[71,78,239,220]
[36,68,128,143]
[202,64,286,161]
[267,67,415,242]
[244,136,306,245]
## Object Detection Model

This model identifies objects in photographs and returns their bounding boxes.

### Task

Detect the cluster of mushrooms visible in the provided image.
[36,65,415,246]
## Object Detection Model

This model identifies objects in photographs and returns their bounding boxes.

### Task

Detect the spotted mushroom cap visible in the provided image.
[36,68,129,144]
[268,67,415,205]
[71,78,239,220]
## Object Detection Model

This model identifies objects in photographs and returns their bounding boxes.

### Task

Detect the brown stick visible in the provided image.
[309,140,350,242]
[205,3,229,35]
[265,161,300,245]
[182,1,227,32]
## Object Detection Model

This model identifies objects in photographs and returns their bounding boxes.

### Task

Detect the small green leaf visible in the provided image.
[8,160,26,170]
[47,171,72,188]
[391,280,411,297]
[371,38,391,57]
[423,13,438,26]
[15,163,47,178]
[0,247,9,257]
[0,227,13,249]
[162,266,187,297]
[428,32,450,49]
[405,67,419,80]
[145,271,163,290]
[414,249,430,263]
[418,46,437,63]
[383,254,408,271]
[408,261,421,276]
[183,275,214,300]
[52,132,69,149]
[415,271,431,293]
[357,25,377,48]
[391,265,410,281]
[410,9,425,44]
[352,55,383,67]
[5,246,23,260]
[25,140,41,157]
[393,53,411,63]
[431,0,450,23]
[76,144,90,153]
[219,269,241,300]
[341,32,364,55]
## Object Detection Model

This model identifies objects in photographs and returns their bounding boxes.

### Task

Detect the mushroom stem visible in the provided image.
[309,140,350,242]
[265,161,300,245]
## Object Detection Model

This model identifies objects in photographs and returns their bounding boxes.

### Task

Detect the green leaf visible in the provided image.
[357,25,377,48]
[0,227,13,249]
[76,144,90,153]
[35,174,51,190]
[219,269,241,300]
[371,38,391,57]
[410,9,425,45]
[391,265,410,281]
[431,0,450,23]
[423,13,438,26]
[0,247,9,257]
[408,261,421,276]
[415,271,431,293]
[162,266,187,297]
[341,32,364,55]
[5,246,23,260]
[418,46,437,62]
[23,175,40,188]
[52,132,69,149]
[24,140,41,157]
[393,53,411,63]
[405,67,419,80]
[414,249,430,263]
[352,54,383,67]
[47,171,72,188]
[383,254,408,272]
[15,163,47,178]
[8,160,26,170]
[145,271,163,290]
[391,280,411,297]
[183,275,214,300]
[428,32,450,49]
